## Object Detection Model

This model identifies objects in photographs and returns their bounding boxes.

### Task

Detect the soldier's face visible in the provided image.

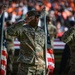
[29,16,39,27]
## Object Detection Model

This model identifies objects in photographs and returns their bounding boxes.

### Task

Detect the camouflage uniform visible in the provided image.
[5,29,15,75]
[48,23,57,49]
[7,21,46,75]
[61,27,75,75]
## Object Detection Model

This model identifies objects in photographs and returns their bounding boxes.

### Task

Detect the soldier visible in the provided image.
[5,21,15,75]
[61,20,75,75]
[46,16,57,49]
[7,10,49,75]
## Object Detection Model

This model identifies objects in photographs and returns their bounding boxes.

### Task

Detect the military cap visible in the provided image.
[26,10,40,17]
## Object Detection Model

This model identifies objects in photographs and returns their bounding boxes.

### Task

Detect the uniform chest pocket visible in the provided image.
[35,33,45,47]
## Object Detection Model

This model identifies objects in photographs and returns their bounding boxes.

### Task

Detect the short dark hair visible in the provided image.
[46,16,52,22]
[69,21,75,26]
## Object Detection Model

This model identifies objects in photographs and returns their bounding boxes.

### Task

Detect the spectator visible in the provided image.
[56,21,64,40]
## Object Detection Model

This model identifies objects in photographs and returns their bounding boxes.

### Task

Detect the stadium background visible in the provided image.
[0,0,75,75]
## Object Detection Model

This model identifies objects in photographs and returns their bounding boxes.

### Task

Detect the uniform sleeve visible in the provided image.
[7,21,24,36]
[54,27,57,38]
[61,27,75,43]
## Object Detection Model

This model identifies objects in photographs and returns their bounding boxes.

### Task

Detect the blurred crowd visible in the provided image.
[1,0,75,39]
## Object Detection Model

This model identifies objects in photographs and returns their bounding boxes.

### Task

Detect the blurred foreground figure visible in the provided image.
[5,21,15,75]
[59,43,70,75]
[61,21,75,75]
[7,10,50,75]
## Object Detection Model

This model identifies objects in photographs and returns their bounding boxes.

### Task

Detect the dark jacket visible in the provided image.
[61,27,75,74]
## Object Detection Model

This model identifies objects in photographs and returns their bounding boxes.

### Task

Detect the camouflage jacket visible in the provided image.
[5,29,15,50]
[62,27,75,63]
[7,22,45,67]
